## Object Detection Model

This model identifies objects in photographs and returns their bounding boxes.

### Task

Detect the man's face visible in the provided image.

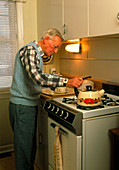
[43,36,62,56]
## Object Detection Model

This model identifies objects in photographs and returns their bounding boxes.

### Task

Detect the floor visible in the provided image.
[0,152,40,170]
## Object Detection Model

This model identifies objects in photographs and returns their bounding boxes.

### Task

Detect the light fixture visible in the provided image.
[65,44,79,53]
[65,39,82,53]
[66,39,79,43]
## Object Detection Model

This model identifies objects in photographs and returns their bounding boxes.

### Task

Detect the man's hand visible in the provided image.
[66,77,83,88]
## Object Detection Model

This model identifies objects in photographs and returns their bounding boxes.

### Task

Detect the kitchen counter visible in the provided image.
[40,87,75,99]
[40,75,110,100]
[40,93,74,99]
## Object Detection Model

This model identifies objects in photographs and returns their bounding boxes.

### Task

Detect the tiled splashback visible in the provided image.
[59,37,119,83]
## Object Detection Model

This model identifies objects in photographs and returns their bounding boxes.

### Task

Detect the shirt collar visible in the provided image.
[33,40,44,57]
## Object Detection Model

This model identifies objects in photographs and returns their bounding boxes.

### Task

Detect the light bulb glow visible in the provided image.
[65,44,79,53]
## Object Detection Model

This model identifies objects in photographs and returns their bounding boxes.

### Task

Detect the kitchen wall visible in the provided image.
[59,36,119,83]
[22,0,60,74]
[43,53,61,74]
[22,0,38,44]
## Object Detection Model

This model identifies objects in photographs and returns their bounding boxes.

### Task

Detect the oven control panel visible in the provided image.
[44,100,75,123]
[43,99,82,135]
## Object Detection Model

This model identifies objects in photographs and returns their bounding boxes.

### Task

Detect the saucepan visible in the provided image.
[74,76,105,107]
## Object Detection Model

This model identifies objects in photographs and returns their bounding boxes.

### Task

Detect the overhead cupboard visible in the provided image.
[37,0,62,39]
[63,0,119,39]
[37,0,88,40]
[89,0,119,37]
[38,0,119,40]
[62,0,88,40]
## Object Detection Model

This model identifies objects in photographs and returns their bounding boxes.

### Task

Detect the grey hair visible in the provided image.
[42,28,64,41]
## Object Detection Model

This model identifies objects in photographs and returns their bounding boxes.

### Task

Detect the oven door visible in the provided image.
[48,117,82,170]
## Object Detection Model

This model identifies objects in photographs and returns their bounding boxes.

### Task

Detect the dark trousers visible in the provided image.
[9,102,38,170]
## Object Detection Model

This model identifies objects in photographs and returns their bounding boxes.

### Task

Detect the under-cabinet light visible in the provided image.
[65,39,82,53]
[65,43,82,53]
[65,44,79,53]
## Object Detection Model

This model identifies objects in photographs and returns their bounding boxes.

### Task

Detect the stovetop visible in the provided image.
[44,92,119,135]
[53,93,119,118]
[44,82,119,135]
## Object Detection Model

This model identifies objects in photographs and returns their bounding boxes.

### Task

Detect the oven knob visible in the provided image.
[64,112,69,119]
[51,105,55,111]
[55,107,59,114]
[60,110,64,117]
[47,103,51,109]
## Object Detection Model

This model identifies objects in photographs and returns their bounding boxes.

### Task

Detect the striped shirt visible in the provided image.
[19,41,64,88]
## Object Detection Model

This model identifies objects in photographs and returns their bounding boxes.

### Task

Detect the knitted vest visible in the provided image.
[10,42,43,106]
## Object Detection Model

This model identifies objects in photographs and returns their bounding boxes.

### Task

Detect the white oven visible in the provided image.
[44,82,119,170]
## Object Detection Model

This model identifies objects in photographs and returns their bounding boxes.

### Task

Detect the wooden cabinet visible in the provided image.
[63,0,88,40]
[89,0,119,37]
[35,96,48,170]
[37,0,62,39]
[109,128,119,170]
[0,89,13,153]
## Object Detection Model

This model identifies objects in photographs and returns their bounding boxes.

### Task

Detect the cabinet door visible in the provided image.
[0,93,13,153]
[38,0,62,39]
[63,0,88,40]
[89,0,119,36]
[83,114,119,170]
[35,99,48,170]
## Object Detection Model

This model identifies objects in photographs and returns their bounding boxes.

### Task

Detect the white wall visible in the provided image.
[22,0,38,44]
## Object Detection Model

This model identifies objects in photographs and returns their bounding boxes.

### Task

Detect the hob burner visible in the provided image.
[77,104,104,110]
[62,97,77,104]
[101,94,119,106]
[62,94,119,110]
[62,97,104,110]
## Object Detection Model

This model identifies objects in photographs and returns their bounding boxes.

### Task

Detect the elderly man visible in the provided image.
[9,28,83,170]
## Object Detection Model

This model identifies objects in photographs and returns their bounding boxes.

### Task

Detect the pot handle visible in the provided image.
[83,76,92,80]
[74,87,79,97]
[74,76,92,97]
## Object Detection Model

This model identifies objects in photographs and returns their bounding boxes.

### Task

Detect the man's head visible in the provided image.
[41,28,64,56]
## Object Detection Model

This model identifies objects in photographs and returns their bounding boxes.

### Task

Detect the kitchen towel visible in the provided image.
[54,126,63,170]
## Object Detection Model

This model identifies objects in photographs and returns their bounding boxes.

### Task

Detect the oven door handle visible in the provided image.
[50,123,68,135]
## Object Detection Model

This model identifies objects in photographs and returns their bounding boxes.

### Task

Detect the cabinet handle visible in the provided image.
[39,133,42,144]
[117,13,119,20]
[63,24,66,35]
[50,123,68,135]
